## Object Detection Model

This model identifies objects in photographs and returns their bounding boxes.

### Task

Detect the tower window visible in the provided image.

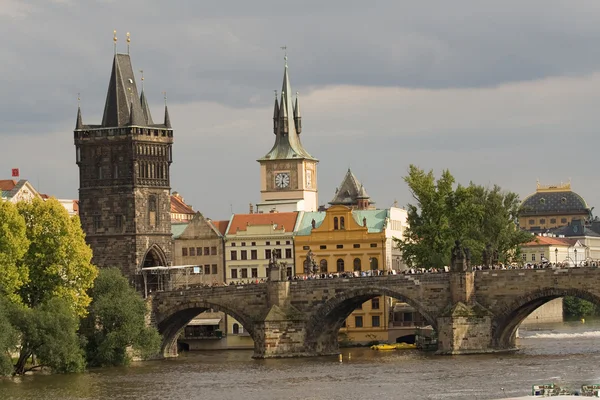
[114,164,119,179]
[340,217,345,230]
[76,147,81,163]
[334,217,339,230]
[336,258,344,272]
[149,196,157,228]
[115,215,122,230]
[93,215,101,232]
[97,165,103,179]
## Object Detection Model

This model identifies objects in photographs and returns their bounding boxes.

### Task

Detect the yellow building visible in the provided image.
[519,181,591,231]
[294,205,390,344]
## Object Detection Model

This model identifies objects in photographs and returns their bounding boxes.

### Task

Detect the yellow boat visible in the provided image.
[370,342,416,351]
[370,344,397,351]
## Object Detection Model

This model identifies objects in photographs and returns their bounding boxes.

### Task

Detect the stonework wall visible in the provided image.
[437,315,492,355]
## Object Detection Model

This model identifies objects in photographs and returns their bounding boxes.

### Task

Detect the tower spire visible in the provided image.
[273,90,279,134]
[139,69,154,125]
[163,91,171,128]
[294,91,301,134]
[75,93,83,130]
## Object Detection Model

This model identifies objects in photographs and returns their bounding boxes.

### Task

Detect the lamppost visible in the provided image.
[574,248,578,267]
[555,248,558,265]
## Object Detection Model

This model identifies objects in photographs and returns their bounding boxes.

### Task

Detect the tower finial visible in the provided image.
[126,32,131,54]
[280,46,287,66]
[113,30,117,54]
[162,91,167,106]
[140,69,144,90]
[77,92,81,107]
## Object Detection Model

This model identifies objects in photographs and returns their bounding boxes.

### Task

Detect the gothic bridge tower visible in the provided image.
[256,56,319,213]
[74,39,173,285]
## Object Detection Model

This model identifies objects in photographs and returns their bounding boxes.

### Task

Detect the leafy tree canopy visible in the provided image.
[81,268,161,367]
[16,198,97,316]
[0,296,19,376]
[11,297,86,375]
[396,165,531,269]
[0,201,29,302]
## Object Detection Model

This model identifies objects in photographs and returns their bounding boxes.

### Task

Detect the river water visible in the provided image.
[1,320,600,400]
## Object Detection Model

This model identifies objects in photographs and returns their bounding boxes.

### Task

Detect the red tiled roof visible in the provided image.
[523,236,573,247]
[227,212,299,235]
[0,180,17,191]
[211,220,229,236]
[170,194,195,214]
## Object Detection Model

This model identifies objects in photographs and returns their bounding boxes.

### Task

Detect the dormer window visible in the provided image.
[334,217,339,230]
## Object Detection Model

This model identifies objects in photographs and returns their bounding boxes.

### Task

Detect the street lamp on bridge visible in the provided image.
[555,248,558,265]
[574,248,578,267]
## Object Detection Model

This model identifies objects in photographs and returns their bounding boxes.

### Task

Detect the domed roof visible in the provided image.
[519,182,590,216]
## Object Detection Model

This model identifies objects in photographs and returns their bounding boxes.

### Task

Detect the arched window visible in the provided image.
[334,217,339,230]
[353,258,362,271]
[336,258,345,272]
[340,217,345,230]
[320,259,328,273]
[232,323,239,335]
[370,257,379,270]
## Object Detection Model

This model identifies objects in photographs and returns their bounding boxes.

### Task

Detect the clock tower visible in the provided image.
[256,57,319,213]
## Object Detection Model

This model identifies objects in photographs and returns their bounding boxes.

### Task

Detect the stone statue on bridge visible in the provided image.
[450,240,471,272]
[482,243,492,268]
[305,249,318,274]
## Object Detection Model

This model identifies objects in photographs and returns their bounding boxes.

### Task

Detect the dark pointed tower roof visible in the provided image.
[164,105,172,129]
[329,168,373,206]
[140,89,154,125]
[101,54,144,127]
[294,93,300,119]
[75,106,83,130]
[258,57,316,161]
[128,99,145,126]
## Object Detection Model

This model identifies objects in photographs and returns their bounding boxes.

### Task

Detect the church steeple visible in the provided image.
[259,56,316,161]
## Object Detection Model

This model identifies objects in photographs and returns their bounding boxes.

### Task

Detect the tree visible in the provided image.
[80,268,161,367]
[0,296,19,376]
[0,201,29,302]
[16,198,97,316]
[563,296,598,318]
[397,165,531,268]
[11,297,86,375]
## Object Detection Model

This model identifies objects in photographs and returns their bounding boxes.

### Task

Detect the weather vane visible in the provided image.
[126,32,131,54]
[162,91,167,106]
[140,69,144,90]
[113,30,117,54]
[280,46,287,65]
[77,92,80,106]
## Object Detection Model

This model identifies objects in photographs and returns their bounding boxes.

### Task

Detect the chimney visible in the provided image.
[249,203,254,214]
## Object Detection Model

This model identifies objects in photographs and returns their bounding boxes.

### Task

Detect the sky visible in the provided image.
[3,0,600,219]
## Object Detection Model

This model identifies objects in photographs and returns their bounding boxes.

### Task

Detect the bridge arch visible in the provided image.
[492,287,600,349]
[304,287,437,354]
[155,299,256,357]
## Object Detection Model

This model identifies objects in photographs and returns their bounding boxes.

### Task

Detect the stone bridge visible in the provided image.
[150,268,600,358]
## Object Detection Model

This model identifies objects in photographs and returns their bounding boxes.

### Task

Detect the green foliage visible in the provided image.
[0,296,19,376]
[16,198,97,316]
[563,296,598,318]
[0,201,29,302]
[81,268,161,367]
[397,165,532,268]
[11,297,86,375]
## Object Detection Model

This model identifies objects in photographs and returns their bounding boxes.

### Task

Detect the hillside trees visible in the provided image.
[396,165,531,269]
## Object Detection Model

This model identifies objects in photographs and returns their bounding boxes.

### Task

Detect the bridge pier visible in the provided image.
[436,271,494,355]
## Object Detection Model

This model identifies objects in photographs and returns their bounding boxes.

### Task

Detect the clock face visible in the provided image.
[275,172,290,189]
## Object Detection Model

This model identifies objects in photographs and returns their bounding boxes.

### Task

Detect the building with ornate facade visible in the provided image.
[256,57,318,213]
[518,182,591,232]
[294,203,409,344]
[74,48,173,287]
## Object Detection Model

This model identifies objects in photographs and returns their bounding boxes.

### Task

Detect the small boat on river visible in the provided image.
[370,342,417,351]
[530,383,600,397]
